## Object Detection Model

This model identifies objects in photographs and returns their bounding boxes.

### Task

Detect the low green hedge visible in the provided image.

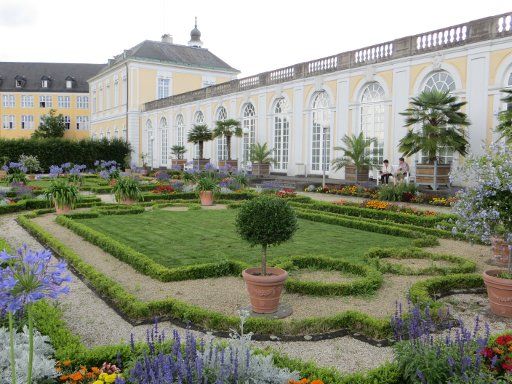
[366,247,476,276]
[0,195,102,215]
[276,256,383,296]
[142,191,256,201]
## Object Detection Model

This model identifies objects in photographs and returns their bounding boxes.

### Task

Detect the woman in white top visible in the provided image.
[380,159,392,184]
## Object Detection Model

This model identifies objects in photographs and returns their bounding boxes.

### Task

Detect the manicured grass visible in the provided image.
[78,209,413,268]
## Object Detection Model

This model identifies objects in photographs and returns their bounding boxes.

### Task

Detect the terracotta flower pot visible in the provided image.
[55,204,71,215]
[483,269,512,317]
[28,174,36,181]
[491,237,510,267]
[199,190,214,206]
[242,267,288,313]
[121,198,135,205]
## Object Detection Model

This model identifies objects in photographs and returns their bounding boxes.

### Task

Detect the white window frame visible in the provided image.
[41,79,49,88]
[114,79,119,107]
[359,83,385,167]
[64,116,71,130]
[311,91,331,172]
[160,117,168,165]
[39,95,52,108]
[157,78,170,99]
[21,95,33,108]
[76,116,89,130]
[21,115,34,129]
[273,98,290,172]
[2,95,15,108]
[216,107,228,161]
[242,103,256,164]
[3,115,15,129]
[58,96,70,109]
[66,80,73,89]
[176,114,184,147]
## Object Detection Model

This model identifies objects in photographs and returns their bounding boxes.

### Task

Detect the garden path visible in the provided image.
[0,213,394,374]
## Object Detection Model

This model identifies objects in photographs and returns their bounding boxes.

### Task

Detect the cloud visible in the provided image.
[0,2,37,27]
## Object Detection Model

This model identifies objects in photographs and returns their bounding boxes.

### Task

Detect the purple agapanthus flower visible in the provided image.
[49,165,63,177]
[0,245,71,314]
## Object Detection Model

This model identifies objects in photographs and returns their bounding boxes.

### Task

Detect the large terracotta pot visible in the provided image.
[491,237,510,267]
[199,190,214,206]
[28,174,36,181]
[55,204,71,215]
[121,198,135,205]
[483,269,512,317]
[242,267,288,313]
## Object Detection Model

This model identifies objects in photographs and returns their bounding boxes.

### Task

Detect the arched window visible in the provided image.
[145,119,153,168]
[114,127,119,138]
[176,114,184,147]
[99,130,104,140]
[423,71,455,92]
[311,91,330,172]
[216,106,228,161]
[360,83,385,166]
[160,117,168,165]
[106,129,111,141]
[422,71,456,164]
[273,98,290,171]
[242,103,256,163]
[193,111,205,158]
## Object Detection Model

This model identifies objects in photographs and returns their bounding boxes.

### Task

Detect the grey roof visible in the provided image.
[103,40,239,74]
[0,62,105,93]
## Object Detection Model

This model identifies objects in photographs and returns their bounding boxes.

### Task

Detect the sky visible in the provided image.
[0,0,511,77]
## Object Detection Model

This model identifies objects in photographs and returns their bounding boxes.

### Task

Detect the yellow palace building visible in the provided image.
[0,62,104,139]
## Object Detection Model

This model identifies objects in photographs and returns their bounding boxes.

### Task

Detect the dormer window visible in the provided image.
[41,76,51,88]
[65,76,74,89]
[15,80,23,88]
[14,75,26,89]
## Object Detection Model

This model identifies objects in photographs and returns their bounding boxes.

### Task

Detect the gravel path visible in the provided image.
[0,213,393,374]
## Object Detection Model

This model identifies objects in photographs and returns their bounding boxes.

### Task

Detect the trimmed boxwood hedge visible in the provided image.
[0,137,130,171]
[0,195,102,215]
[365,247,476,276]
[276,256,383,296]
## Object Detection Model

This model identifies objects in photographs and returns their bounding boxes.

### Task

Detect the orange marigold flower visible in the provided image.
[59,375,69,381]
[62,360,72,367]
[311,380,324,384]
[69,372,83,381]
[91,367,101,374]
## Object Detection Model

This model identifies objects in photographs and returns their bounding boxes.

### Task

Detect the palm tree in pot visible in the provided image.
[399,90,470,189]
[496,88,512,145]
[213,119,242,168]
[170,145,187,170]
[187,124,213,169]
[331,132,376,183]
[249,142,275,176]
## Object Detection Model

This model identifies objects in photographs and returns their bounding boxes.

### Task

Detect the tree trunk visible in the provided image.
[355,167,359,186]
[199,141,204,159]
[261,244,267,276]
[226,135,232,161]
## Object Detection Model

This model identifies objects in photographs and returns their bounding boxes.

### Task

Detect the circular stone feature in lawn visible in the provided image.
[366,247,476,276]
[276,256,383,296]
[240,303,293,319]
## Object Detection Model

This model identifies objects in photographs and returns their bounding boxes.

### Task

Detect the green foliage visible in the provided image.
[187,124,212,159]
[213,119,242,160]
[249,142,275,164]
[195,176,220,193]
[236,196,298,274]
[332,132,376,174]
[112,177,142,203]
[277,255,383,296]
[496,88,512,144]
[18,154,41,173]
[170,145,187,159]
[365,247,476,275]
[377,183,418,202]
[44,179,79,209]
[0,138,131,171]
[32,109,66,138]
[399,90,470,163]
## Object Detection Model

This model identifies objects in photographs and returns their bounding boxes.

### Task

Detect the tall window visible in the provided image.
[106,129,111,141]
[77,96,89,109]
[99,85,103,111]
[160,117,168,165]
[176,114,185,147]
[64,116,71,130]
[21,115,34,129]
[122,75,127,105]
[193,111,205,158]
[273,98,290,171]
[58,96,70,108]
[424,71,456,92]
[146,120,153,168]
[39,96,52,108]
[242,103,256,163]
[106,83,111,110]
[311,91,330,172]
[158,78,170,99]
[421,71,456,164]
[2,95,15,108]
[114,79,119,107]
[21,95,33,108]
[76,116,89,130]
[360,83,385,166]
[216,106,228,161]
[114,128,119,138]
[3,115,15,129]
[92,91,97,113]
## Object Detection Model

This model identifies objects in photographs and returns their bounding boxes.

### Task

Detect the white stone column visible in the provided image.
[331,77,349,179]
[391,66,410,164]
[291,86,304,176]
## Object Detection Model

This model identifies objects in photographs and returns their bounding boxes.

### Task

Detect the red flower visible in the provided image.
[480,347,494,358]
[496,334,512,346]
[501,362,512,372]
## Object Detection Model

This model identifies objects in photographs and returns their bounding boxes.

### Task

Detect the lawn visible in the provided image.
[77,209,414,268]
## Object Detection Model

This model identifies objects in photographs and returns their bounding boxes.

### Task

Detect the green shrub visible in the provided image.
[377,183,418,202]
[112,177,142,203]
[44,179,79,209]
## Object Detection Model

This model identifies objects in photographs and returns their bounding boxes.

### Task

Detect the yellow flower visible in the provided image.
[93,381,104,384]
[104,373,118,383]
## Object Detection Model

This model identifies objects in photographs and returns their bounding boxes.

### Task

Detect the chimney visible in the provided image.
[161,34,173,44]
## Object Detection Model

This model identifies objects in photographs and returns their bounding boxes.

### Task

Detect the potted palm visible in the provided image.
[496,88,512,144]
[188,124,213,170]
[453,144,512,317]
[250,142,274,177]
[170,145,187,170]
[45,178,79,214]
[196,176,219,206]
[331,132,376,183]
[399,90,470,190]
[112,176,142,204]
[213,118,242,169]
[237,196,298,314]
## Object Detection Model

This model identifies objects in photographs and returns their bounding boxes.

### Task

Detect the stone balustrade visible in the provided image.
[143,11,512,112]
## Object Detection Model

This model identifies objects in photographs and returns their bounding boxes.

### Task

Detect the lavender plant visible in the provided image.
[452,143,512,272]
[0,245,71,384]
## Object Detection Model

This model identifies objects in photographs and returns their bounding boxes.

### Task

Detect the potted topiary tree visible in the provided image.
[250,142,274,177]
[170,145,187,170]
[112,176,142,204]
[399,90,470,190]
[496,88,512,144]
[236,195,298,313]
[44,178,79,214]
[331,132,376,183]
[195,176,219,206]
[453,143,512,317]
[213,118,242,169]
[188,124,213,170]
[19,155,41,180]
